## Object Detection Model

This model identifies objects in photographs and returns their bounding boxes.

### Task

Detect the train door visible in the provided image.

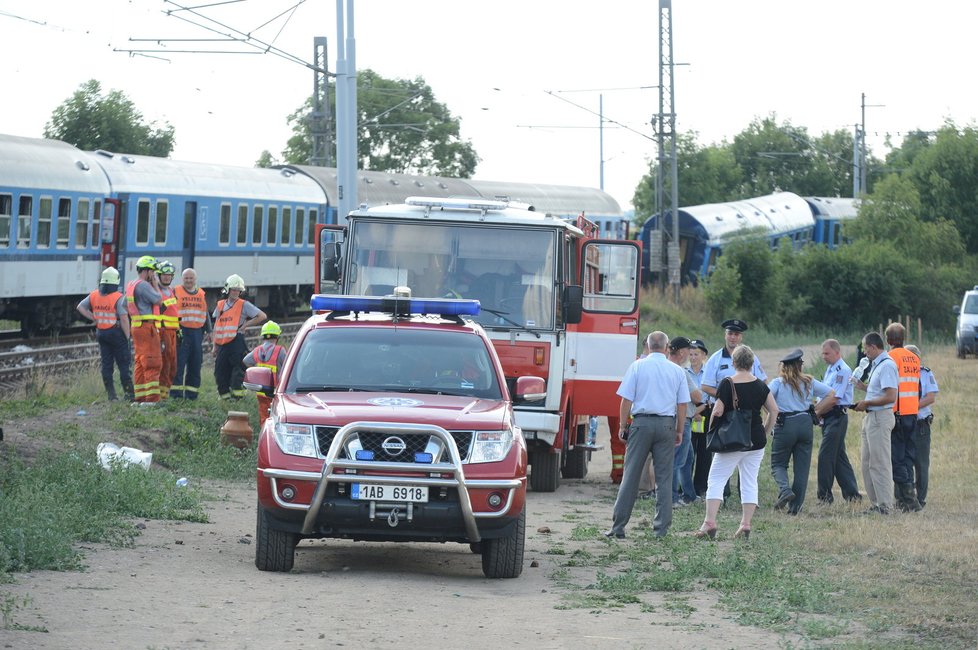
[183,201,198,269]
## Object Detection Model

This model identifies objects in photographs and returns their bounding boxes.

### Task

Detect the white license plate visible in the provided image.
[351,483,429,503]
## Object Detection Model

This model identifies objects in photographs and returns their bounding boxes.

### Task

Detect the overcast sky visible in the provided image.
[2,0,976,211]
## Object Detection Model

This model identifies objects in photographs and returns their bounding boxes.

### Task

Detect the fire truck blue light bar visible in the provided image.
[310,294,481,316]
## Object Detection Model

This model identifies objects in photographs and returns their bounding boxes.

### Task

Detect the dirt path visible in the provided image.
[0,426,815,650]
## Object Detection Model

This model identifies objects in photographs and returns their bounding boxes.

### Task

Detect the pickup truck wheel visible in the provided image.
[957,343,967,359]
[529,450,560,492]
[481,509,525,578]
[562,424,589,479]
[255,505,297,572]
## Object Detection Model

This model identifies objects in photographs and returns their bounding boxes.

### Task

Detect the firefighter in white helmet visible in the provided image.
[76,267,134,401]
[211,274,266,399]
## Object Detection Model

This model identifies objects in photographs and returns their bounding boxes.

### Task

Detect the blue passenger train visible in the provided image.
[639,192,859,284]
[0,133,626,335]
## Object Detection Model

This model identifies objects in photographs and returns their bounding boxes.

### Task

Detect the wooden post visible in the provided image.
[917,317,923,344]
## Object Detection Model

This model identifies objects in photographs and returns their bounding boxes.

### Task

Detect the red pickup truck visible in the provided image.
[244,293,541,578]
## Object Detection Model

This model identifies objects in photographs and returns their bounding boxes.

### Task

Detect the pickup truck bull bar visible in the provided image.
[260,421,521,542]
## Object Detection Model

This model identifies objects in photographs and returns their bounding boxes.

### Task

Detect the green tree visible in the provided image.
[44,79,174,156]
[845,174,966,267]
[282,69,479,177]
[255,150,277,168]
[903,122,978,253]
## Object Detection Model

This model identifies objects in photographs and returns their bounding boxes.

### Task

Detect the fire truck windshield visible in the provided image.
[346,221,557,330]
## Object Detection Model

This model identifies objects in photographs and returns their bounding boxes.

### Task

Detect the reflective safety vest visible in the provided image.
[159,286,180,329]
[891,346,920,416]
[252,344,285,397]
[175,286,207,329]
[90,290,123,330]
[213,299,245,345]
[126,279,161,328]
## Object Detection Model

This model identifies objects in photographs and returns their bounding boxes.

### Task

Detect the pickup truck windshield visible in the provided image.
[346,221,557,330]
[284,326,503,400]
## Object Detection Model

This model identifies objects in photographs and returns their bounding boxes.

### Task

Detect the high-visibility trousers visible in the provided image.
[159,329,177,399]
[257,394,272,431]
[608,415,625,483]
[132,325,162,403]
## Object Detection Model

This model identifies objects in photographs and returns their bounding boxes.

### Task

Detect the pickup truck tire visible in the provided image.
[481,509,525,578]
[255,505,297,572]
[957,343,967,359]
[529,450,560,492]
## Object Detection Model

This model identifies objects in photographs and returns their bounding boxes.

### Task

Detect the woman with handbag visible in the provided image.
[768,348,836,515]
[695,345,778,541]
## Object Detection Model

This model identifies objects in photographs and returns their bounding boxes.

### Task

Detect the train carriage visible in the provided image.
[0,134,110,334]
[91,151,328,315]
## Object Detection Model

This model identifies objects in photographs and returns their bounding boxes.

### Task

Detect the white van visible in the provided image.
[954,286,978,358]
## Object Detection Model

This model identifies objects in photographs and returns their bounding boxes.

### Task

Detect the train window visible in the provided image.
[219,204,231,245]
[0,194,10,247]
[17,196,32,248]
[76,199,90,249]
[295,208,305,246]
[91,201,101,248]
[155,201,168,245]
[38,197,53,248]
[280,206,291,246]
[136,200,151,245]
[252,205,263,245]
[307,209,318,245]
[56,198,71,248]
[237,205,248,245]
[267,206,278,246]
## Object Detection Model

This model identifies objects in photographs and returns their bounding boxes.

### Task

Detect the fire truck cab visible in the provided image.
[316,197,641,491]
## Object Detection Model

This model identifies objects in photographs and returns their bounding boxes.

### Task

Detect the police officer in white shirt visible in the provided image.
[701,319,767,400]
[816,339,863,504]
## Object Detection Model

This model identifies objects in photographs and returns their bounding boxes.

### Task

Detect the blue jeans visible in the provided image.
[673,419,695,502]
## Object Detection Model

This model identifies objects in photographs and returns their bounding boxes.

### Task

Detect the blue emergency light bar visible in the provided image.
[310,294,481,316]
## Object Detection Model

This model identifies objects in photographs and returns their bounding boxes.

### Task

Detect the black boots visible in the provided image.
[895,482,923,512]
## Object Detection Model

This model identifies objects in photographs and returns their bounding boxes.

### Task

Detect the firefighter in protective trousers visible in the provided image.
[126,256,164,403]
[76,267,134,401]
[212,274,266,399]
[243,321,288,429]
[156,260,179,399]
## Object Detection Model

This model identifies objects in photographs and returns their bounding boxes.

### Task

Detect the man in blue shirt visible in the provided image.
[605,331,690,539]
[816,339,862,504]
[853,331,898,514]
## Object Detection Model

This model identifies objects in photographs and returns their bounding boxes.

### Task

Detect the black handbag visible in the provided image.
[706,378,754,453]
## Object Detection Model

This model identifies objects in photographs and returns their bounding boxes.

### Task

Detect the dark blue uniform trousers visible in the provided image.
[172,327,204,399]
[890,414,918,485]
[816,410,861,502]
[96,327,133,401]
[770,414,814,514]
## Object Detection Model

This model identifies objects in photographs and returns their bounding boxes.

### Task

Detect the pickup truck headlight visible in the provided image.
[273,421,317,458]
[468,429,514,464]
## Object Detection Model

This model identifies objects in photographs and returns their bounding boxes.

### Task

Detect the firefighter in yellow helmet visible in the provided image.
[76,267,134,401]
[126,256,164,404]
[212,274,266,399]
[156,260,179,399]
[243,320,287,429]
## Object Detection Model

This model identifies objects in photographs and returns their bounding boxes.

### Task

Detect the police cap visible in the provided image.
[689,339,708,354]
[780,348,804,363]
[722,319,748,333]
[669,336,691,351]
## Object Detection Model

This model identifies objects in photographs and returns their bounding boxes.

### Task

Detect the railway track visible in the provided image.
[0,320,306,391]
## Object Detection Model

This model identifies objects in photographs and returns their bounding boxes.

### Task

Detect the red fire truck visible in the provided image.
[315,197,641,490]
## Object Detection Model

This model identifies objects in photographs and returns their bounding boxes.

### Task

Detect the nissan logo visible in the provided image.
[381,436,407,456]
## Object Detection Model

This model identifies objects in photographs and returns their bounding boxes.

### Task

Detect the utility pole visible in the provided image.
[852,123,862,196]
[655,0,680,302]
[860,92,868,195]
[334,0,358,223]
[599,94,605,190]
[309,37,333,167]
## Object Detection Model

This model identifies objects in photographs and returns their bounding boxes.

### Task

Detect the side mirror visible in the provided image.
[243,366,274,394]
[952,304,961,315]
[563,285,583,324]
[515,376,546,402]
[322,242,342,282]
